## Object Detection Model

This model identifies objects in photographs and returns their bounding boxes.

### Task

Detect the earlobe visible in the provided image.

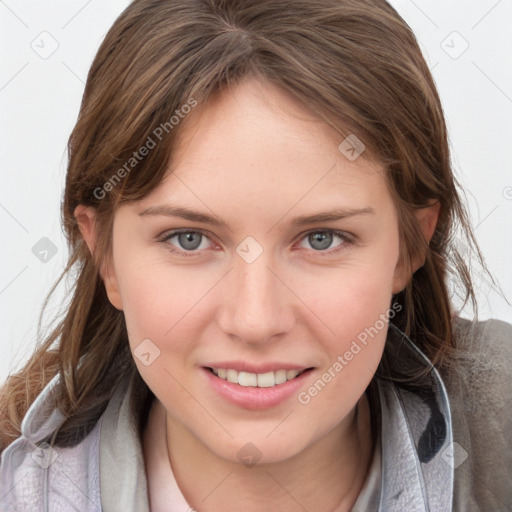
[74,205,124,311]
[391,201,441,294]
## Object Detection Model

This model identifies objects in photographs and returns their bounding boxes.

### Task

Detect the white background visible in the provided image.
[1,0,511,382]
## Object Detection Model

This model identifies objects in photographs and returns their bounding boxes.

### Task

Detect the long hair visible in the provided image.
[0,0,489,452]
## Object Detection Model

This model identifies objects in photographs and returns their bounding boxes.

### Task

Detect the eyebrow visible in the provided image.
[139,204,375,228]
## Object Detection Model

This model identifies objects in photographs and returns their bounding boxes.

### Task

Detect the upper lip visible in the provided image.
[202,361,313,374]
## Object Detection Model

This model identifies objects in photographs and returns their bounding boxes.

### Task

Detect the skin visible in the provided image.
[76,77,439,511]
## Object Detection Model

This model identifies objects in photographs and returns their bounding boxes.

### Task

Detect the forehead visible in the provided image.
[136,78,392,219]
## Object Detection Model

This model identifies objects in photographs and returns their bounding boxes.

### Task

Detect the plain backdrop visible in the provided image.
[1,0,511,383]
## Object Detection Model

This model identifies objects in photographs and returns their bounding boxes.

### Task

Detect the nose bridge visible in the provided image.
[219,243,294,344]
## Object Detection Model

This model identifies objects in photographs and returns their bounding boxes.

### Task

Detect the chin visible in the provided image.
[207,430,310,468]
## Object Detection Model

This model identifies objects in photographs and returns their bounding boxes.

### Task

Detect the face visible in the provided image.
[90,77,413,465]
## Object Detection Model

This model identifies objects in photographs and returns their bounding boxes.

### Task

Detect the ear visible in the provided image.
[392,201,441,294]
[74,205,124,310]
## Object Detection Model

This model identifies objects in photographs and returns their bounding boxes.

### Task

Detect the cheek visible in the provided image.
[303,250,398,343]
[294,271,394,423]
[315,273,392,376]
[295,241,399,392]
[113,241,207,328]
[115,258,210,400]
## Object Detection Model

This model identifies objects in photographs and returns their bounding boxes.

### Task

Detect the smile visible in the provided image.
[203,365,314,410]
[207,367,308,388]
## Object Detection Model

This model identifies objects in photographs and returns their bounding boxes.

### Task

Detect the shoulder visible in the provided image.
[444,316,511,384]
[447,317,512,411]
[0,410,103,511]
[440,316,512,511]
[0,369,118,511]
[452,315,512,354]
[437,315,512,404]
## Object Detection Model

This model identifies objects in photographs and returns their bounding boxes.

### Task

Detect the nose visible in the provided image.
[217,248,295,346]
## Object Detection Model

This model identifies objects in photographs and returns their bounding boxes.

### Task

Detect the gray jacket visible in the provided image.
[0,317,511,511]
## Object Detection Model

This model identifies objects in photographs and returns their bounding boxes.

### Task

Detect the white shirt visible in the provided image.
[143,398,193,511]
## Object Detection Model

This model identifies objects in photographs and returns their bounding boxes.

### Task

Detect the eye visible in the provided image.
[158,229,214,257]
[296,230,351,255]
[158,228,353,258]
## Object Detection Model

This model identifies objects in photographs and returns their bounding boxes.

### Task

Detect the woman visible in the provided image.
[0,0,511,511]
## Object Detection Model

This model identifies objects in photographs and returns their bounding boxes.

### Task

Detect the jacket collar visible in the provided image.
[375,323,454,511]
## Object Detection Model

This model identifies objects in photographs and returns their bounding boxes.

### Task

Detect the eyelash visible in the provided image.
[157,229,354,258]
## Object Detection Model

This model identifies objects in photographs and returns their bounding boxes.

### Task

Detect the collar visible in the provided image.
[372,322,454,511]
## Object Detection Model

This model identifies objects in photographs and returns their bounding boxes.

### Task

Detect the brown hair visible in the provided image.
[0,0,490,453]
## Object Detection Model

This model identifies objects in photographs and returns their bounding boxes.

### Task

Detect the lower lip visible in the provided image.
[202,367,314,410]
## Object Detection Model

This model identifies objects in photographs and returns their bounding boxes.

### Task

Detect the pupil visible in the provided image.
[180,232,201,250]
[311,232,331,250]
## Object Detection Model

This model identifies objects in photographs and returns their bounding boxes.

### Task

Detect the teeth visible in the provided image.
[275,369,287,385]
[286,370,300,380]
[211,367,306,387]
[238,372,258,387]
[257,371,275,388]
[227,369,238,384]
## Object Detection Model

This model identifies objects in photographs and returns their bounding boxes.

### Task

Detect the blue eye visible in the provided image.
[298,230,349,253]
[158,229,352,257]
[159,230,212,256]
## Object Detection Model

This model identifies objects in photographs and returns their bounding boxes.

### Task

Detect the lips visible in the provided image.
[202,362,315,409]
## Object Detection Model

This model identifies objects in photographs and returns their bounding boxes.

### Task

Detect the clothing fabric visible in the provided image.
[0,317,511,511]
[142,398,193,511]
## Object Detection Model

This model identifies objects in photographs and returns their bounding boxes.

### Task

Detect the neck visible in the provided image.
[165,394,374,512]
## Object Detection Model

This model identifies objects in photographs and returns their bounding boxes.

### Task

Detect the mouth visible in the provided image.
[201,361,316,409]
[204,366,314,388]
